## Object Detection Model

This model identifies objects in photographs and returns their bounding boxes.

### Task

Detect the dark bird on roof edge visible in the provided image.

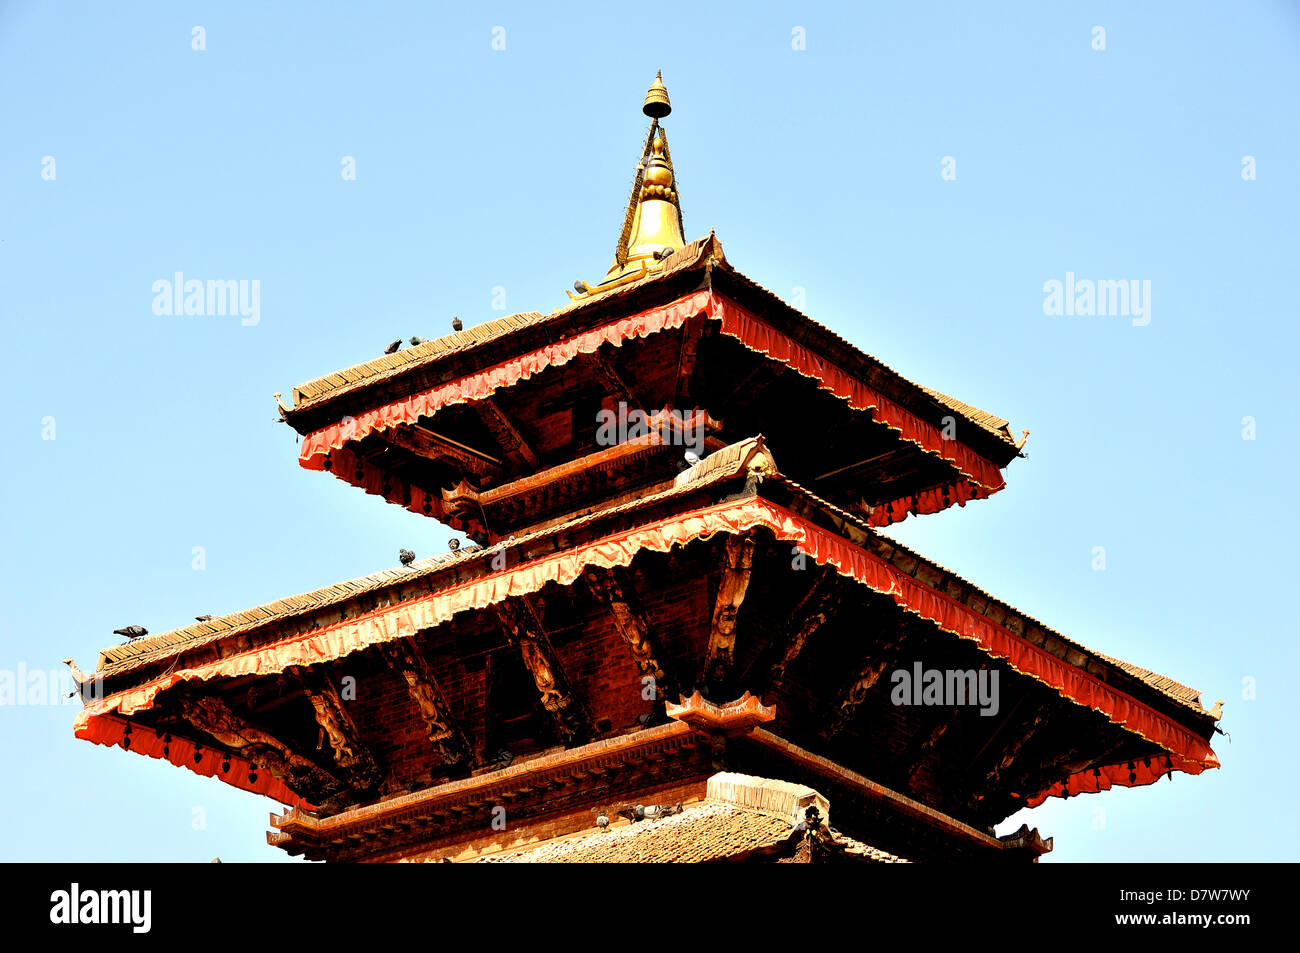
[399,548,416,567]
[195,614,215,622]
[384,340,402,354]
[410,335,428,346]
[113,625,148,640]
[451,316,463,332]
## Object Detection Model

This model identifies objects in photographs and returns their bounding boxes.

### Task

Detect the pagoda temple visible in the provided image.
[69,74,1221,863]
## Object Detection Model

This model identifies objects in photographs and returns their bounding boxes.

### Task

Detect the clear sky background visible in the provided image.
[2,1,1296,862]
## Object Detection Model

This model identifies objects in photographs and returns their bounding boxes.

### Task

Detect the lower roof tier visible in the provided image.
[70,438,1218,834]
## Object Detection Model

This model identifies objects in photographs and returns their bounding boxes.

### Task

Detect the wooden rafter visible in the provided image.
[966,704,1052,810]
[379,423,501,478]
[767,566,840,695]
[821,620,909,741]
[494,597,592,743]
[473,398,539,471]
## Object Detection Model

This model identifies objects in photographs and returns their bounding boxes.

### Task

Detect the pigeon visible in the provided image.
[113,625,148,640]
[451,316,463,332]
[487,746,513,769]
[683,450,701,467]
[467,530,490,548]
[409,336,428,346]
[653,247,674,261]
[399,548,416,567]
[636,712,658,728]
[195,614,215,622]
[574,280,589,294]
[593,808,610,829]
[448,538,460,551]
[384,340,402,354]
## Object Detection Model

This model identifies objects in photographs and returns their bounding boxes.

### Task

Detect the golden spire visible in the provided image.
[566,73,686,304]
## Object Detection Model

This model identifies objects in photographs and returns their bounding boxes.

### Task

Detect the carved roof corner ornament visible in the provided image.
[666,690,775,735]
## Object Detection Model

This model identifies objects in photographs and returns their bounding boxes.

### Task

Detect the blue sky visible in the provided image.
[1,1,1296,861]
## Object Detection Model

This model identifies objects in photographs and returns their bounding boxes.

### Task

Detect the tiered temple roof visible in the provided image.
[70,74,1219,863]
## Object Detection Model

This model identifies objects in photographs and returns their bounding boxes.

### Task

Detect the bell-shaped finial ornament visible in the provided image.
[643,70,672,119]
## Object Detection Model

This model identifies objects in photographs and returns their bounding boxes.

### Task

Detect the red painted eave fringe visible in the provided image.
[73,710,310,808]
[77,498,1214,805]
[296,291,1008,500]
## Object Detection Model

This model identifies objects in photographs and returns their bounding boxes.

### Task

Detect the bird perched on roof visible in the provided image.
[1015,429,1030,451]
[195,614,215,622]
[451,316,463,332]
[409,335,428,346]
[487,746,513,769]
[653,247,674,261]
[618,802,683,823]
[467,530,490,548]
[1208,699,1224,720]
[573,280,589,294]
[399,548,416,567]
[62,658,86,699]
[384,340,402,354]
[113,625,148,640]
[448,538,460,551]
[595,810,609,829]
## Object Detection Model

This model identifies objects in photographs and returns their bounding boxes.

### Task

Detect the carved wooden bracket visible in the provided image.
[704,533,756,689]
[441,478,488,536]
[494,598,592,743]
[582,566,675,703]
[375,639,472,768]
[293,667,382,793]
[171,693,340,803]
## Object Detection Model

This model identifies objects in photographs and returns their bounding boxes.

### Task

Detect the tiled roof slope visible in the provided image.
[83,437,1209,721]
[283,235,1019,458]
[477,773,906,863]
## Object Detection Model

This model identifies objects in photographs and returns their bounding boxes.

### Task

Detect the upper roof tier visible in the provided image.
[278,75,1025,540]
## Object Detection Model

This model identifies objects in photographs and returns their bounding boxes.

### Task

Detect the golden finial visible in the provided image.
[565,72,684,305]
[643,70,671,119]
